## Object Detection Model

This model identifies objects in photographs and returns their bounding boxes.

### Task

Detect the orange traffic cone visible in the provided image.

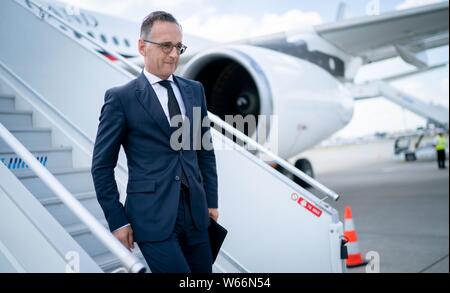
[344,206,367,268]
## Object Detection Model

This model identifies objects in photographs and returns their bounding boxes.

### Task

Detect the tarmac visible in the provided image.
[302,139,449,273]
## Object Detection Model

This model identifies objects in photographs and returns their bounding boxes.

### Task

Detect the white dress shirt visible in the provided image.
[143,69,186,123]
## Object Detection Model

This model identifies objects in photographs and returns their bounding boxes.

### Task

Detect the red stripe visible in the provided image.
[104,54,118,61]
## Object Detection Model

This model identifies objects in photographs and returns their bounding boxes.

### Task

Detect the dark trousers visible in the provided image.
[138,186,212,273]
[437,150,446,169]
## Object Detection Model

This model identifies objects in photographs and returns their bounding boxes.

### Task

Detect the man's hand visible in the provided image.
[113,225,134,251]
[208,208,219,221]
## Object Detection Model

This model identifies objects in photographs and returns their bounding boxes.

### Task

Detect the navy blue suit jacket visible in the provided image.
[91,73,218,242]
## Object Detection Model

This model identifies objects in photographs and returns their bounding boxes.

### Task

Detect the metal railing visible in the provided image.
[208,113,340,201]
[0,123,146,273]
[17,0,340,201]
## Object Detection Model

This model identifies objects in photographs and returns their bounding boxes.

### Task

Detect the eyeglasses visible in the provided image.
[143,40,187,55]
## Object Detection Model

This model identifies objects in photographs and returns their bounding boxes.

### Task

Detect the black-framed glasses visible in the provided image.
[143,40,187,55]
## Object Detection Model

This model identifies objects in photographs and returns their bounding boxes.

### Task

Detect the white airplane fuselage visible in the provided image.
[39,0,355,160]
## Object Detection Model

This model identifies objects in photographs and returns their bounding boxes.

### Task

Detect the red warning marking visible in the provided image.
[297,197,322,218]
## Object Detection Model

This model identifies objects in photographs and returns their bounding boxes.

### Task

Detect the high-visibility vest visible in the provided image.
[436,136,446,151]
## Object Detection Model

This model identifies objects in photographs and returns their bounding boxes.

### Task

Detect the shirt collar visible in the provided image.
[143,69,174,86]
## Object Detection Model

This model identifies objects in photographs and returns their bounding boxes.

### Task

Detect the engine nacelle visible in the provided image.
[181,45,354,159]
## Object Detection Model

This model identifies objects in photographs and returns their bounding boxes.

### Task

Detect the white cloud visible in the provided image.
[183,14,254,42]
[395,0,443,10]
[253,10,323,37]
[55,1,322,42]
[183,10,323,42]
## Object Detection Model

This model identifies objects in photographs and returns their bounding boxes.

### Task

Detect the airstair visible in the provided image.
[349,80,449,129]
[0,0,345,273]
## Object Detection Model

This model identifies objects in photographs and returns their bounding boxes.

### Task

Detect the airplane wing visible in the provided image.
[314,2,449,66]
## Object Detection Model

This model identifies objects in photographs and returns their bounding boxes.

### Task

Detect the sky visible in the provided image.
[57,0,449,138]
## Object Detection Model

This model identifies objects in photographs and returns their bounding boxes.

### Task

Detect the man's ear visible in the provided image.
[138,40,146,57]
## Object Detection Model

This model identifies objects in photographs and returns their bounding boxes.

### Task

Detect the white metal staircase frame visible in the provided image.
[0,123,145,272]
[0,0,346,273]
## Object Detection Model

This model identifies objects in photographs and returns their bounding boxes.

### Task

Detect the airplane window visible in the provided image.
[112,36,119,46]
[87,31,95,39]
[100,34,107,44]
[74,31,82,39]
[124,38,130,47]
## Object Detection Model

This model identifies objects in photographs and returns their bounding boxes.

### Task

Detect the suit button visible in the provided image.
[175,176,180,181]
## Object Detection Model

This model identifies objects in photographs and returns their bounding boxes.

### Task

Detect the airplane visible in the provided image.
[31,0,449,186]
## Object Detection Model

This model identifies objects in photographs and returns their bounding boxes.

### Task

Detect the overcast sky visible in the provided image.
[57,0,449,138]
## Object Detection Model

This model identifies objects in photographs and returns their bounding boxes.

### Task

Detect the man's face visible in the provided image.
[139,21,183,80]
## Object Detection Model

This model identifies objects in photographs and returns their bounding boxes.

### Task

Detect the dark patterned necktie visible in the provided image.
[158,80,189,188]
[158,80,182,127]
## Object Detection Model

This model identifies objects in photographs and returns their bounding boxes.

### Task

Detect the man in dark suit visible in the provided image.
[91,11,218,273]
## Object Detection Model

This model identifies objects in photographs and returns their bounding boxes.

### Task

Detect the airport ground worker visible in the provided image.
[434,132,447,169]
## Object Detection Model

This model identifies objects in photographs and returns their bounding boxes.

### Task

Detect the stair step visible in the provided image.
[0,101,147,272]
[0,94,15,111]
[18,167,94,199]
[41,191,104,227]
[93,250,147,273]
[0,128,52,151]
[66,221,148,269]
[66,219,112,258]
[0,94,15,99]
[0,147,73,174]
[0,110,33,129]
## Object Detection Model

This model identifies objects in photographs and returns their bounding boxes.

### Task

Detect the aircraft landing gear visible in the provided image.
[294,158,314,188]
[274,158,315,188]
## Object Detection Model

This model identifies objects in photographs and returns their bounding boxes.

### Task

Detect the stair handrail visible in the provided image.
[0,123,146,273]
[208,113,341,201]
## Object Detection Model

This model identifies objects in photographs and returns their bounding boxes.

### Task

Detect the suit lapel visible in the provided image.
[173,75,194,124]
[135,73,172,138]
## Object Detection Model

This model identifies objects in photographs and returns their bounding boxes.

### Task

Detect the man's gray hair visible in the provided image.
[140,11,180,39]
